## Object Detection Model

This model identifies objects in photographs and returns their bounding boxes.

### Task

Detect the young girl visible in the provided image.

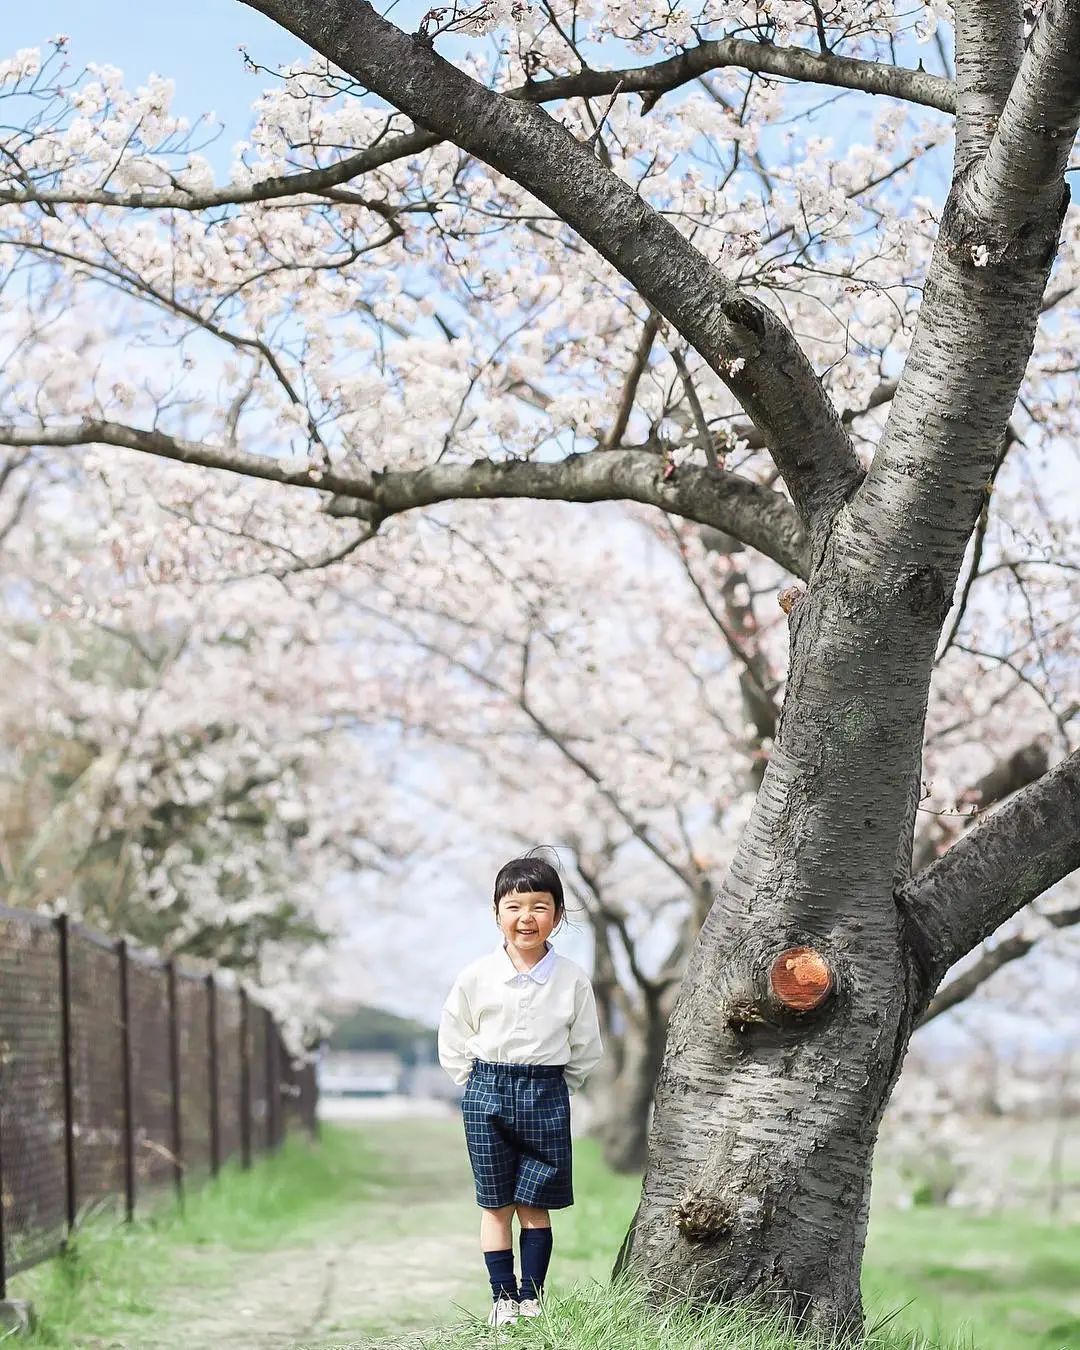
[438,855,603,1327]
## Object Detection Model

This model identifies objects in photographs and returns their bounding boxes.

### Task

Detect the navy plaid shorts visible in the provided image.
[461,1060,573,1210]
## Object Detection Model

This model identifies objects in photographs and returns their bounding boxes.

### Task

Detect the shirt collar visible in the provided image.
[494,943,557,984]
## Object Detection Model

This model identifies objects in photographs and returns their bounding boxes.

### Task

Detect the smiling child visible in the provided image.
[438,854,603,1327]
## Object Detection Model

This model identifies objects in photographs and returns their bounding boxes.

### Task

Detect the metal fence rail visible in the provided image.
[0,903,318,1296]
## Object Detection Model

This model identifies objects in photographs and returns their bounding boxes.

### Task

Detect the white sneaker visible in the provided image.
[487,1297,519,1327]
[518,1298,542,1318]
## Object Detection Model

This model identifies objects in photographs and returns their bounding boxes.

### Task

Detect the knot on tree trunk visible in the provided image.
[723,942,839,1033]
[718,292,767,339]
[672,1188,734,1243]
[769,946,833,1012]
[898,564,950,623]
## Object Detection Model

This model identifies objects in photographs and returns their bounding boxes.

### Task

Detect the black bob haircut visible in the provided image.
[493,855,565,914]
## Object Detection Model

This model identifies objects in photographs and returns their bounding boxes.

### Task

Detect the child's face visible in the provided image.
[496,889,559,955]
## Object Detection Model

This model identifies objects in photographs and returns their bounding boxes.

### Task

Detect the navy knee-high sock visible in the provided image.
[519,1227,553,1302]
[484,1249,518,1302]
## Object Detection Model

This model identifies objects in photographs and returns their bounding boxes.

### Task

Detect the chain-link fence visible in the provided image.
[0,903,318,1295]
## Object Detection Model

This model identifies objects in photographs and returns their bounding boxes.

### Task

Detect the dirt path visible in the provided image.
[76,1120,487,1350]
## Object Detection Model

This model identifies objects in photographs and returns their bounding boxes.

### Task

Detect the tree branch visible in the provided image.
[352,601,703,896]
[679,523,779,761]
[0,419,360,492]
[963,0,1080,232]
[854,3,1080,583]
[338,451,808,575]
[670,347,721,472]
[521,37,955,114]
[239,0,861,532]
[0,420,810,576]
[604,312,660,451]
[576,852,662,998]
[952,0,1024,169]
[901,748,1080,984]
[919,900,1080,1024]
[729,377,897,452]
[935,420,1018,661]
[0,127,444,211]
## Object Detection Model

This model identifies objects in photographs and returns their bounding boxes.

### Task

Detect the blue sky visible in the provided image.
[8,3,306,149]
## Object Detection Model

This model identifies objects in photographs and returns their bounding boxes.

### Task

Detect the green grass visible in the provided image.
[864,1204,1080,1350]
[11,1127,380,1347]
[425,1136,958,1350]
[426,1130,1080,1350]
[8,1119,1080,1349]
[423,1278,960,1350]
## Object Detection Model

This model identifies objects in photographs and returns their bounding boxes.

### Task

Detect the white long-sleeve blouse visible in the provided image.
[438,944,604,1094]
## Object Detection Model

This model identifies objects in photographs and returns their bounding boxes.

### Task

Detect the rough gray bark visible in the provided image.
[953,0,1024,168]
[620,539,943,1329]
[616,2,1080,1328]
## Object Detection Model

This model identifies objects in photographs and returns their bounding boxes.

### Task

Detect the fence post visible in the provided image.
[55,916,78,1237]
[239,988,251,1169]
[205,975,220,1178]
[166,962,183,1200]
[117,940,135,1222]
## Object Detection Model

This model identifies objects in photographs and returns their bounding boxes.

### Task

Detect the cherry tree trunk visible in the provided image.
[617,528,948,1332]
[615,83,1071,1318]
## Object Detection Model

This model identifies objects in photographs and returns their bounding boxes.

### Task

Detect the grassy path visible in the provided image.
[13,1117,1080,1348]
[127,1120,488,1348]
[14,1119,638,1348]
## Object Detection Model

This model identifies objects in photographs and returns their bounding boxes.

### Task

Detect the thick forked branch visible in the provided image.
[0,42,954,210]
[963,0,1080,230]
[0,420,809,575]
[952,0,1023,168]
[854,2,1080,579]
[902,748,1080,984]
[239,0,860,531]
[920,900,1080,1023]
